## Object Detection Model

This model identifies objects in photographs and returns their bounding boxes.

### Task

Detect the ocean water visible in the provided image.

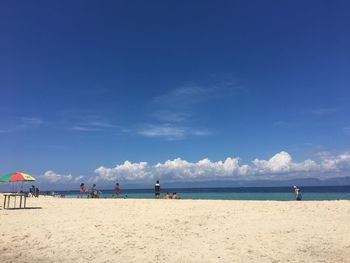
[56,186,350,201]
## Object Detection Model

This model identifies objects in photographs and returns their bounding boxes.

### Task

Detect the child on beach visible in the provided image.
[164,192,170,199]
[172,192,181,199]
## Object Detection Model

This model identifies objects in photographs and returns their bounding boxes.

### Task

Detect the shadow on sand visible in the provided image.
[1,206,43,210]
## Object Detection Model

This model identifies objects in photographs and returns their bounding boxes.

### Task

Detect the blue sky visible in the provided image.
[1,1,350,189]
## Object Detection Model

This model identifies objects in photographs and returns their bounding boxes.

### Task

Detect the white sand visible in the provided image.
[1,194,350,263]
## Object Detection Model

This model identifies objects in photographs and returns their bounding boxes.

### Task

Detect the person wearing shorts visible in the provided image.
[155,180,160,198]
[114,183,120,198]
[79,183,85,198]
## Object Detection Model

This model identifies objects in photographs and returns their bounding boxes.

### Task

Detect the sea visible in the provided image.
[53,186,350,201]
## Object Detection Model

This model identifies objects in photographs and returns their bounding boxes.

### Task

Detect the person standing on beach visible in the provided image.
[293,186,302,201]
[31,185,35,197]
[79,183,85,198]
[114,183,120,198]
[90,184,97,198]
[155,180,161,198]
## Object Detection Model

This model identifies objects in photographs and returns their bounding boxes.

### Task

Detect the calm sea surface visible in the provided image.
[56,186,350,201]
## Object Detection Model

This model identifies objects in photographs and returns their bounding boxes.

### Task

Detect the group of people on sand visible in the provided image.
[79,182,120,198]
[163,192,181,199]
[78,180,181,199]
[78,182,301,200]
[17,185,39,197]
[79,183,101,198]
[154,180,181,199]
[76,181,305,201]
[28,185,39,197]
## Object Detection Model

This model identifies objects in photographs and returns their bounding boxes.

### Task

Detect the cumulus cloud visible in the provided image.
[317,152,350,172]
[154,157,250,179]
[252,151,292,173]
[92,157,252,183]
[252,151,320,175]
[92,151,350,183]
[93,161,152,183]
[42,170,83,184]
[40,152,350,185]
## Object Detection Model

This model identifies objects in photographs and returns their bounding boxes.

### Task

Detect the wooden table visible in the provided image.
[3,193,27,209]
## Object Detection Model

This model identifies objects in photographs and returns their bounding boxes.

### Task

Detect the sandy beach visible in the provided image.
[0,194,349,263]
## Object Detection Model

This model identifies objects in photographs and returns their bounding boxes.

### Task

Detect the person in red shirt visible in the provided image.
[114,183,120,198]
[79,183,85,198]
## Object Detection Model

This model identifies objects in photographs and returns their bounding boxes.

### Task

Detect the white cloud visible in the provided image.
[70,120,116,132]
[40,152,350,185]
[93,161,152,183]
[71,126,100,131]
[253,151,293,173]
[92,151,350,183]
[139,125,186,140]
[318,152,350,172]
[138,124,210,140]
[252,151,320,176]
[59,112,117,132]
[154,157,246,179]
[42,170,83,184]
[144,83,231,140]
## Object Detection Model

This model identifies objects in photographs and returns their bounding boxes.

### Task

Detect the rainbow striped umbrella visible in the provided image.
[0,172,35,182]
